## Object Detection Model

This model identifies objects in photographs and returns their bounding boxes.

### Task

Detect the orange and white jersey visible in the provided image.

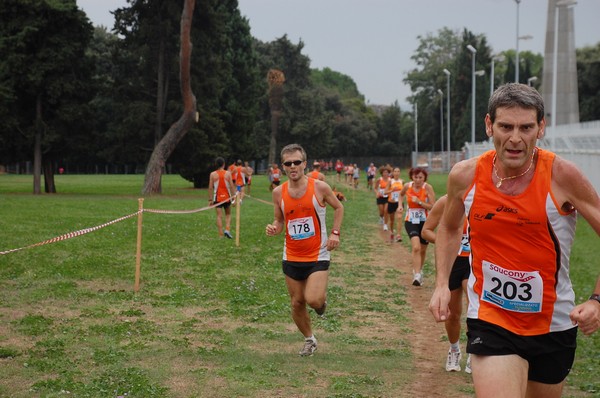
[213,169,231,203]
[458,219,470,258]
[234,165,245,186]
[404,182,429,223]
[281,178,329,262]
[387,179,404,203]
[309,170,320,179]
[464,148,577,336]
[376,177,389,198]
[272,167,281,182]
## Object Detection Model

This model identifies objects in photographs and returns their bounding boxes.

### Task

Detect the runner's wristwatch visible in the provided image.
[331,229,340,236]
[589,294,600,305]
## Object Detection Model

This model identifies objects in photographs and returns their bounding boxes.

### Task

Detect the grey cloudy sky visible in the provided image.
[79,0,600,108]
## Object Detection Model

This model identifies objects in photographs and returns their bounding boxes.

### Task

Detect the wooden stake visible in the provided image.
[134,198,144,293]
[235,191,241,247]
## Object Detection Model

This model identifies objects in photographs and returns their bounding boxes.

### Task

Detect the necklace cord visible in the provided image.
[492,149,536,188]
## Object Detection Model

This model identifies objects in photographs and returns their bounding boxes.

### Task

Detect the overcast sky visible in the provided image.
[79,0,600,109]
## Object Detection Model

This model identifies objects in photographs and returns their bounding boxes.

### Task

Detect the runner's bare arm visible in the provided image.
[421,195,447,244]
[208,172,216,203]
[318,180,344,251]
[570,275,600,335]
[266,187,284,236]
[553,157,600,336]
[429,159,475,322]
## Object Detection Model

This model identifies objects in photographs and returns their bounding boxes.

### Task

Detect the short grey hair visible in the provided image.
[488,83,545,123]
[280,143,307,161]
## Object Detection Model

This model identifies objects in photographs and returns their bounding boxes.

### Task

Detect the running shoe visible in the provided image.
[315,301,327,316]
[299,338,317,356]
[412,272,422,286]
[224,230,233,239]
[378,217,384,225]
[465,354,472,374]
[396,235,402,242]
[446,348,462,372]
[383,224,389,231]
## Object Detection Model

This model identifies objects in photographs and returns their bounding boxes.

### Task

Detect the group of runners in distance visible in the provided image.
[210,83,600,398]
[373,164,435,287]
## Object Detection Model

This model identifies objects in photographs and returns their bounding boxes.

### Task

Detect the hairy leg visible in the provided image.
[472,354,528,398]
[224,206,231,231]
[304,270,328,310]
[410,236,423,273]
[445,288,463,343]
[525,380,564,398]
[215,208,223,235]
[284,276,312,337]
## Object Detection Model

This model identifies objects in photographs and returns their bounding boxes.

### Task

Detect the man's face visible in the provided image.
[281,151,306,181]
[485,106,545,170]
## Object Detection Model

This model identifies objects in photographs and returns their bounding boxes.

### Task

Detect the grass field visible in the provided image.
[0,172,598,397]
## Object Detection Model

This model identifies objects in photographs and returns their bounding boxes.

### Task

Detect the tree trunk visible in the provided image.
[155,36,166,147]
[267,70,285,165]
[142,0,197,195]
[43,160,56,193]
[269,110,281,165]
[33,94,43,195]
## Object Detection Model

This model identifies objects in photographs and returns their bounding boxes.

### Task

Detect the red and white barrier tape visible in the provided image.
[245,194,274,206]
[143,196,234,214]
[0,211,141,255]
[0,196,238,255]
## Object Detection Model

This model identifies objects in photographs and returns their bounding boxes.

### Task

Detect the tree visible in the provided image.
[142,0,196,194]
[501,49,543,88]
[577,43,600,122]
[0,0,94,193]
[404,27,462,151]
[311,67,363,100]
[255,36,331,162]
[375,103,403,156]
[174,0,263,187]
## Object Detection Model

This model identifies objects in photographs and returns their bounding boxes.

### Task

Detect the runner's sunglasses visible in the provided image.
[282,160,303,167]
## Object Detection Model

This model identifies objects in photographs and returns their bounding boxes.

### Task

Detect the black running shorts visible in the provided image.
[404,221,429,245]
[449,256,470,291]
[387,202,400,214]
[282,260,330,281]
[466,318,577,384]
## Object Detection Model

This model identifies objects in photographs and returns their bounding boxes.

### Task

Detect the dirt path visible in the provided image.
[369,227,474,397]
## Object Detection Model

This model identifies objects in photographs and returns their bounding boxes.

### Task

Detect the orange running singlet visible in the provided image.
[235,165,245,186]
[280,178,329,262]
[377,177,389,198]
[213,169,231,203]
[464,149,577,336]
[404,182,429,223]
[387,179,404,203]
[272,167,281,183]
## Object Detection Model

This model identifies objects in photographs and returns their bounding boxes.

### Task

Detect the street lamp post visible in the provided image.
[515,0,521,82]
[490,54,505,98]
[443,68,451,169]
[414,101,418,167]
[437,89,444,154]
[467,44,477,157]
[516,35,533,83]
[527,76,538,86]
[551,0,577,149]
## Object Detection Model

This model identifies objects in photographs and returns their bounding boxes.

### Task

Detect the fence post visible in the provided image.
[235,191,241,247]
[134,198,144,292]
